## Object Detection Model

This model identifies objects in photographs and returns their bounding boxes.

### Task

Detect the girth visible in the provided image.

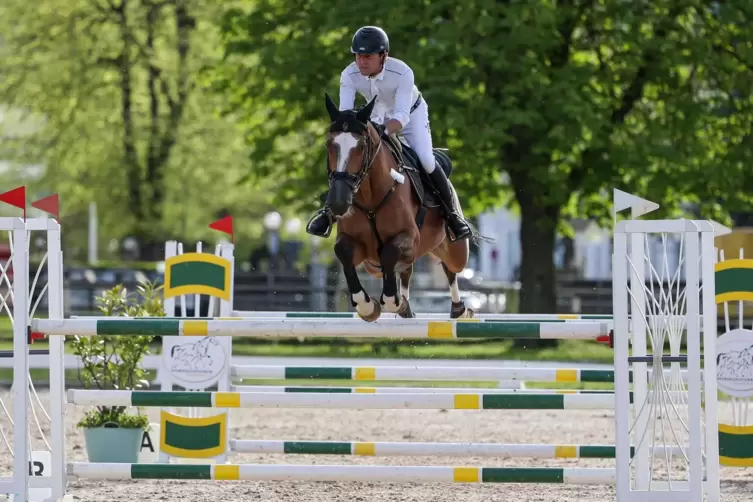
[351,181,397,257]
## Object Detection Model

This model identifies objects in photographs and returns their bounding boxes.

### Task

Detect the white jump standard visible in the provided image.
[5,191,726,501]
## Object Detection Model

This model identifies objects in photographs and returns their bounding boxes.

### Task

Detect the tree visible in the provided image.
[213,0,753,337]
[0,0,276,261]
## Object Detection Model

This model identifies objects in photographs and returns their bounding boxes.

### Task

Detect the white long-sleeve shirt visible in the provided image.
[338,57,421,127]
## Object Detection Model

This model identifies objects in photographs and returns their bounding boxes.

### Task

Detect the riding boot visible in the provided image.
[306,190,333,238]
[427,167,472,240]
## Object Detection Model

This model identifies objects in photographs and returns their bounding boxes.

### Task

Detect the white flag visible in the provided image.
[613,189,659,219]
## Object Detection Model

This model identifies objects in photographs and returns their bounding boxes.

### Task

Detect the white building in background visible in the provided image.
[476,208,683,282]
[476,208,522,282]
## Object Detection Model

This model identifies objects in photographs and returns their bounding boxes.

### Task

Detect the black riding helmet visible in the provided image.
[351,26,389,54]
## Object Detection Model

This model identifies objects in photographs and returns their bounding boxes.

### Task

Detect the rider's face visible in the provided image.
[356,53,383,76]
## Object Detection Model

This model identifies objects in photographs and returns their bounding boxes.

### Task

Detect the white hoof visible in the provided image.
[381,294,400,313]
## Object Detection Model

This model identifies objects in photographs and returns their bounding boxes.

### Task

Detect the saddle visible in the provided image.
[380,133,454,224]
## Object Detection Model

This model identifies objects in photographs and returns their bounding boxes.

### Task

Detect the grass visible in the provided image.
[0,368,160,385]
[1,336,615,391]
[203,339,615,364]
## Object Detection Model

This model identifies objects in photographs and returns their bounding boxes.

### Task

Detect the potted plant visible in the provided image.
[71,279,163,463]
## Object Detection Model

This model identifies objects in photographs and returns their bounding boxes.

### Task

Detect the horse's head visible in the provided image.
[324,93,379,216]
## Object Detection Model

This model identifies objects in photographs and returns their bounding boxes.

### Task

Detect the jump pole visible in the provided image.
[67,389,616,410]
[229,385,618,395]
[67,463,616,484]
[233,311,614,320]
[31,318,611,341]
[231,364,687,384]
[229,439,684,459]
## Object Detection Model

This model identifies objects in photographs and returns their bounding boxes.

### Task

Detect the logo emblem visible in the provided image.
[163,336,229,389]
[717,328,753,398]
[343,123,348,131]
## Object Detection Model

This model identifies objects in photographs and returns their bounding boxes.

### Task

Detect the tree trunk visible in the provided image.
[514,191,561,349]
[116,2,142,224]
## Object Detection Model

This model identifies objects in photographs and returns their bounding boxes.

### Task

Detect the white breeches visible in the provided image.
[399,99,436,173]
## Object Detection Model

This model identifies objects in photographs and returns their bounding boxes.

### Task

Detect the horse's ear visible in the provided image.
[356,97,377,123]
[325,93,339,121]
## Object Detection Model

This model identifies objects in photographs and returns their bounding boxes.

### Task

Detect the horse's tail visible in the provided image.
[448,184,494,248]
[467,219,495,248]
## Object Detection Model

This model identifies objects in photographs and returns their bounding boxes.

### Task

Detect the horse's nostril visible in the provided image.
[326,179,353,216]
[330,202,349,216]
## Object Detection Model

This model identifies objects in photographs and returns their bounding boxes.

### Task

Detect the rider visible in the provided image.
[306,25,472,241]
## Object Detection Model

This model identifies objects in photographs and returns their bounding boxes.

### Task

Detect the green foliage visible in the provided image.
[77,406,151,430]
[0,0,277,261]
[72,280,164,429]
[212,0,753,313]
[212,0,753,215]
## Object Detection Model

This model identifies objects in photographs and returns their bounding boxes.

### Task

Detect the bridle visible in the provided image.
[328,121,397,255]
[328,122,383,195]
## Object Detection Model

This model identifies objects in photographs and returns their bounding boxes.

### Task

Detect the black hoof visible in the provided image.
[397,296,415,318]
[450,300,473,319]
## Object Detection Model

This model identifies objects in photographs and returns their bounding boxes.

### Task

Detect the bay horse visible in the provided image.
[323,93,486,322]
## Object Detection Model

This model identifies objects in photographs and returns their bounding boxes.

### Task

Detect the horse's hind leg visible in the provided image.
[334,233,381,322]
[379,232,415,317]
[397,265,415,318]
[432,238,473,319]
[440,262,474,319]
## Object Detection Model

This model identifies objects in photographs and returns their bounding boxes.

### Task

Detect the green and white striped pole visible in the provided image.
[33,318,611,341]
[230,385,617,395]
[67,389,617,410]
[67,463,617,484]
[229,440,683,459]
[232,364,681,384]
[232,311,615,321]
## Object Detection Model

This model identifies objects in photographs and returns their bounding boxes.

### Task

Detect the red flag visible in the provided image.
[31,193,60,221]
[0,186,26,220]
[209,215,234,242]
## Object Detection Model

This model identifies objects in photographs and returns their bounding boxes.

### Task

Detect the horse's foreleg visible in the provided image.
[441,262,474,319]
[334,233,381,322]
[397,265,415,318]
[379,233,414,316]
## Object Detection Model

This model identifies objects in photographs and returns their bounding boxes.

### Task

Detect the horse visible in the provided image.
[323,93,488,322]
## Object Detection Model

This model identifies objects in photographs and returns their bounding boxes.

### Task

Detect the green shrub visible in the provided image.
[72,280,163,429]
